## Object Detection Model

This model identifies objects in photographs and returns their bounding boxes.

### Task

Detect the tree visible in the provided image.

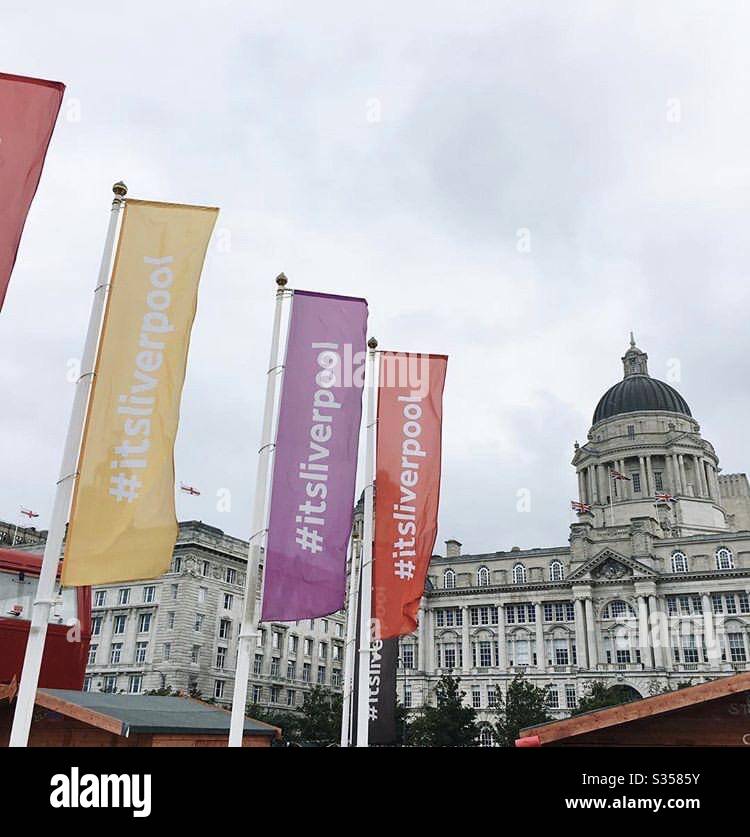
[572,681,641,715]
[248,686,342,745]
[492,675,551,747]
[406,675,479,747]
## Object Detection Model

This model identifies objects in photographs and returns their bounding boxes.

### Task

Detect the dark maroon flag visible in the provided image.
[0,72,64,310]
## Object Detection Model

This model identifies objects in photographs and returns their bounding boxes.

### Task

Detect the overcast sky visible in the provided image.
[2,1,750,557]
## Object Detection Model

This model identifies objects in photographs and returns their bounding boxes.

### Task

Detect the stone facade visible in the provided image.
[83,520,346,708]
[396,339,750,730]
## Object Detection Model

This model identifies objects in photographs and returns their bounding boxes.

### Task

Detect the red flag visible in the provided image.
[0,72,64,310]
[372,352,447,639]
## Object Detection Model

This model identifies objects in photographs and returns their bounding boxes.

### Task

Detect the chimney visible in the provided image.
[445,539,462,558]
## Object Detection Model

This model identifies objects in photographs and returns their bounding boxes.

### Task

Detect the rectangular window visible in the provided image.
[270,658,280,677]
[214,680,225,699]
[565,685,577,709]
[335,623,344,638]
[632,473,641,492]
[443,646,456,669]
[171,584,179,600]
[654,471,663,491]
[219,619,232,640]
[404,684,413,708]
[740,592,750,614]
[110,643,122,664]
[319,642,328,659]
[138,613,152,633]
[545,686,559,708]
[401,646,414,669]
[270,686,280,703]
[304,638,313,656]
[252,685,262,703]
[287,689,296,707]
[198,586,208,604]
[257,628,265,647]
[317,665,326,684]
[472,686,482,708]
[332,669,342,687]
[287,660,296,680]
[83,676,92,693]
[711,593,724,614]
[94,590,107,608]
[302,663,311,682]
[565,602,575,622]
[627,424,635,439]
[216,647,226,669]
[223,593,233,610]
[88,644,98,665]
[554,603,565,623]
[725,594,737,615]
[167,611,175,629]
[666,596,678,616]
[683,635,699,664]
[91,616,102,636]
[135,641,148,664]
[253,654,263,675]
[554,639,569,665]
[103,675,117,693]
[191,645,201,664]
[118,588,130,605]
[163,642,171,660]
[543,603,553,622]
[113,614,126,634]
[194,613,204,632]
[616,649,631,665]
[128,675,142,694]
[288,635,298,654]
[171,556,182,573]
[272,630,281,649]
[487,687,498,708]
[201,561,210,577]
[728,633,747,663]
[479,641,492,667]
[143,586,155,603]
[225,567,237,584]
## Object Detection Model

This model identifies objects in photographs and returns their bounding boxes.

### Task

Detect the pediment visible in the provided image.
[568,548,658,582]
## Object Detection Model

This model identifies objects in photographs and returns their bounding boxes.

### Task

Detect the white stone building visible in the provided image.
[396,338,750,735]
[83,520,346,709]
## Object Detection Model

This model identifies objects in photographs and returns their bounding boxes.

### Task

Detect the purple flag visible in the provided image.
[261,290,368,621]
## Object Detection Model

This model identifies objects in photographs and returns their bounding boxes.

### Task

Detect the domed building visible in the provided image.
[397,338,750,736]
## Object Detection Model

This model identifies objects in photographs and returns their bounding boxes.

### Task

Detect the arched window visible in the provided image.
[443,569,456,589]
[478,726,494,748]
[549,560,564,581]
[602,600,636,619]
[716,548,734,570]
[477,566,490,587]
[671,551,688,573]
[512,563,527,585]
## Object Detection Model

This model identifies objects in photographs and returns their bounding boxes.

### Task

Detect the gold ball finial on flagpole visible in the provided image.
[276,272,288,287]
[112,181,127,198]
[368,337,378,350]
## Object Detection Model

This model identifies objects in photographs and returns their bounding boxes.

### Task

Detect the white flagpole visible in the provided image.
[340,530,362,746]
[229,273,290,747]
[355,337,378,747]
[10,182,127,747]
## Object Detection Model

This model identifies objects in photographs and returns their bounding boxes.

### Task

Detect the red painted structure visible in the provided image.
[0,548,90,689]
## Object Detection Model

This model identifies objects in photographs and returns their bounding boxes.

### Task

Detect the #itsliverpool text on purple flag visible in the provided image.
[261,290,368,622]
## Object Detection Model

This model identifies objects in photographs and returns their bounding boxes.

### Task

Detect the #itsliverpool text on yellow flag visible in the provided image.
[61,199,218,586]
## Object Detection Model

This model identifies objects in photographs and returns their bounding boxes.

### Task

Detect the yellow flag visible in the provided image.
[62,200,219,586]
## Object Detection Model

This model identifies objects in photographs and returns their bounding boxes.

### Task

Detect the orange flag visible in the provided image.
[372,352,447,639]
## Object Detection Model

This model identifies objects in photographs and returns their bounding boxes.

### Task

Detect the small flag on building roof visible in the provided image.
[571,500,592,514]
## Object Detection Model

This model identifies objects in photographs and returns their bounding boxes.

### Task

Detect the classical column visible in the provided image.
[671,454,682,494]
[587,465,599,503]
[425,606,434,674]
[660,596,674,672]
[637,596,653,669]
[678,454,688,495]
[577,470,586,503]
[573,599,589,669]
[620,459,630,499]
[638,456,646,496]
[702,593,721,667]
[461,606,470,673]
[598,464,607,503]
[584,598,599,668]
[665,455,675,495]
[692,455,703,497]
[417,605,425,671]
[534,602,546,671]
[648,595,664,668]
[645,456,654,496]
[498,604,508,671]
